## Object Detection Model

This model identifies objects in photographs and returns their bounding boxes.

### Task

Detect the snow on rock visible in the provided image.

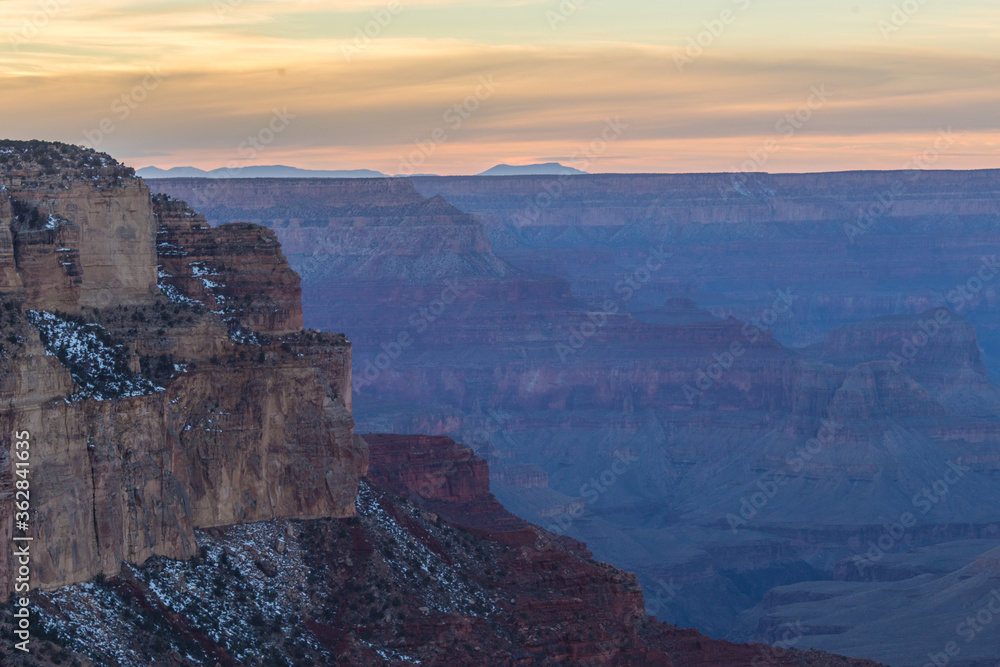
[356,481,498,618]
[159,282,201,307]
[26,310,161,400]
[35,519,336,666]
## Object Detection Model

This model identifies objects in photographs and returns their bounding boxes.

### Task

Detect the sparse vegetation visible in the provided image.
[0,139,135,184]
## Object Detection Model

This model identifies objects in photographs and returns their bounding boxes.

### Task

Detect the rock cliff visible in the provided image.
[154,195,303,335]
[0,141,364,594]
[5,432,880,667]
[3,140,157,310]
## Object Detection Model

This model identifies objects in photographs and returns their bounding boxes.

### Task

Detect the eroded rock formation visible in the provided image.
[0,141,363,593]
[147,173,1000,665]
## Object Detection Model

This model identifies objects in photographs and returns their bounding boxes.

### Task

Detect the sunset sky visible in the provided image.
[1,0,997,175]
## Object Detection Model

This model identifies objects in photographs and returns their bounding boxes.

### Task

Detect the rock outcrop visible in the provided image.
[0,141,363,593]
[3,141,157,310]
[154,195,303,335]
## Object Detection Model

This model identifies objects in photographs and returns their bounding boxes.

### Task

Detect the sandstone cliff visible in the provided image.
[154,195,303,335]
[2,141,157,310]
[0,141,364,593]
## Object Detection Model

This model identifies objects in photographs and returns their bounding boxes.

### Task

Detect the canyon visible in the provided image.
[6,432,878,666]
[0,140,883,665]
[0,143,364,598]
[150,170,1000,666]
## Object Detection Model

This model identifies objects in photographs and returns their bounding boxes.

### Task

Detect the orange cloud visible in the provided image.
[0,1,996,174]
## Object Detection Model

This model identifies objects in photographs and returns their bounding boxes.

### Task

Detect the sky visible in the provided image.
[0,0,997,175]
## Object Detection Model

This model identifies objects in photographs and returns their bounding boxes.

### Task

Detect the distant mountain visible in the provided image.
[137,166,210,178]
[139,163,587,179]
[137,165,388,179]
[477,162,587,176]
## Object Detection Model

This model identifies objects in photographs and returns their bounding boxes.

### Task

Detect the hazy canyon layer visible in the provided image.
[150,170,1000,666]
[0,140,885,666]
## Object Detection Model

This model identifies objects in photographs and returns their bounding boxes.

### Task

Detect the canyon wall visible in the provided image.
[0,142,364,593]
[4,150,158,310]
[408,171,1000,364]
[147,173,1000,664]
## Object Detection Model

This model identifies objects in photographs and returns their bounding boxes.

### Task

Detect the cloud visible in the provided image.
[0,0,996,173]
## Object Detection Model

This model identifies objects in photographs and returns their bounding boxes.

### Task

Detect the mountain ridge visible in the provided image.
[137,164,389,179]
[477,162,588,176]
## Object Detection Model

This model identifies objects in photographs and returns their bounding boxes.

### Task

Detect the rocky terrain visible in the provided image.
[0,141,364,596]
[0,141,882,665]
[411,171,1000,359]
[149,173,1000,666]
[2,433,880,666]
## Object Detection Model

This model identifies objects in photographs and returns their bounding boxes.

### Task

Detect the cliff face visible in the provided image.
[144,176,530,348]
[12,433,880,667]
[3,144,157,310]
[0,141,363,593]
[154,196,303,335]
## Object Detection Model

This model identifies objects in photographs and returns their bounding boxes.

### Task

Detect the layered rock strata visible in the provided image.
[0,141,363,593]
